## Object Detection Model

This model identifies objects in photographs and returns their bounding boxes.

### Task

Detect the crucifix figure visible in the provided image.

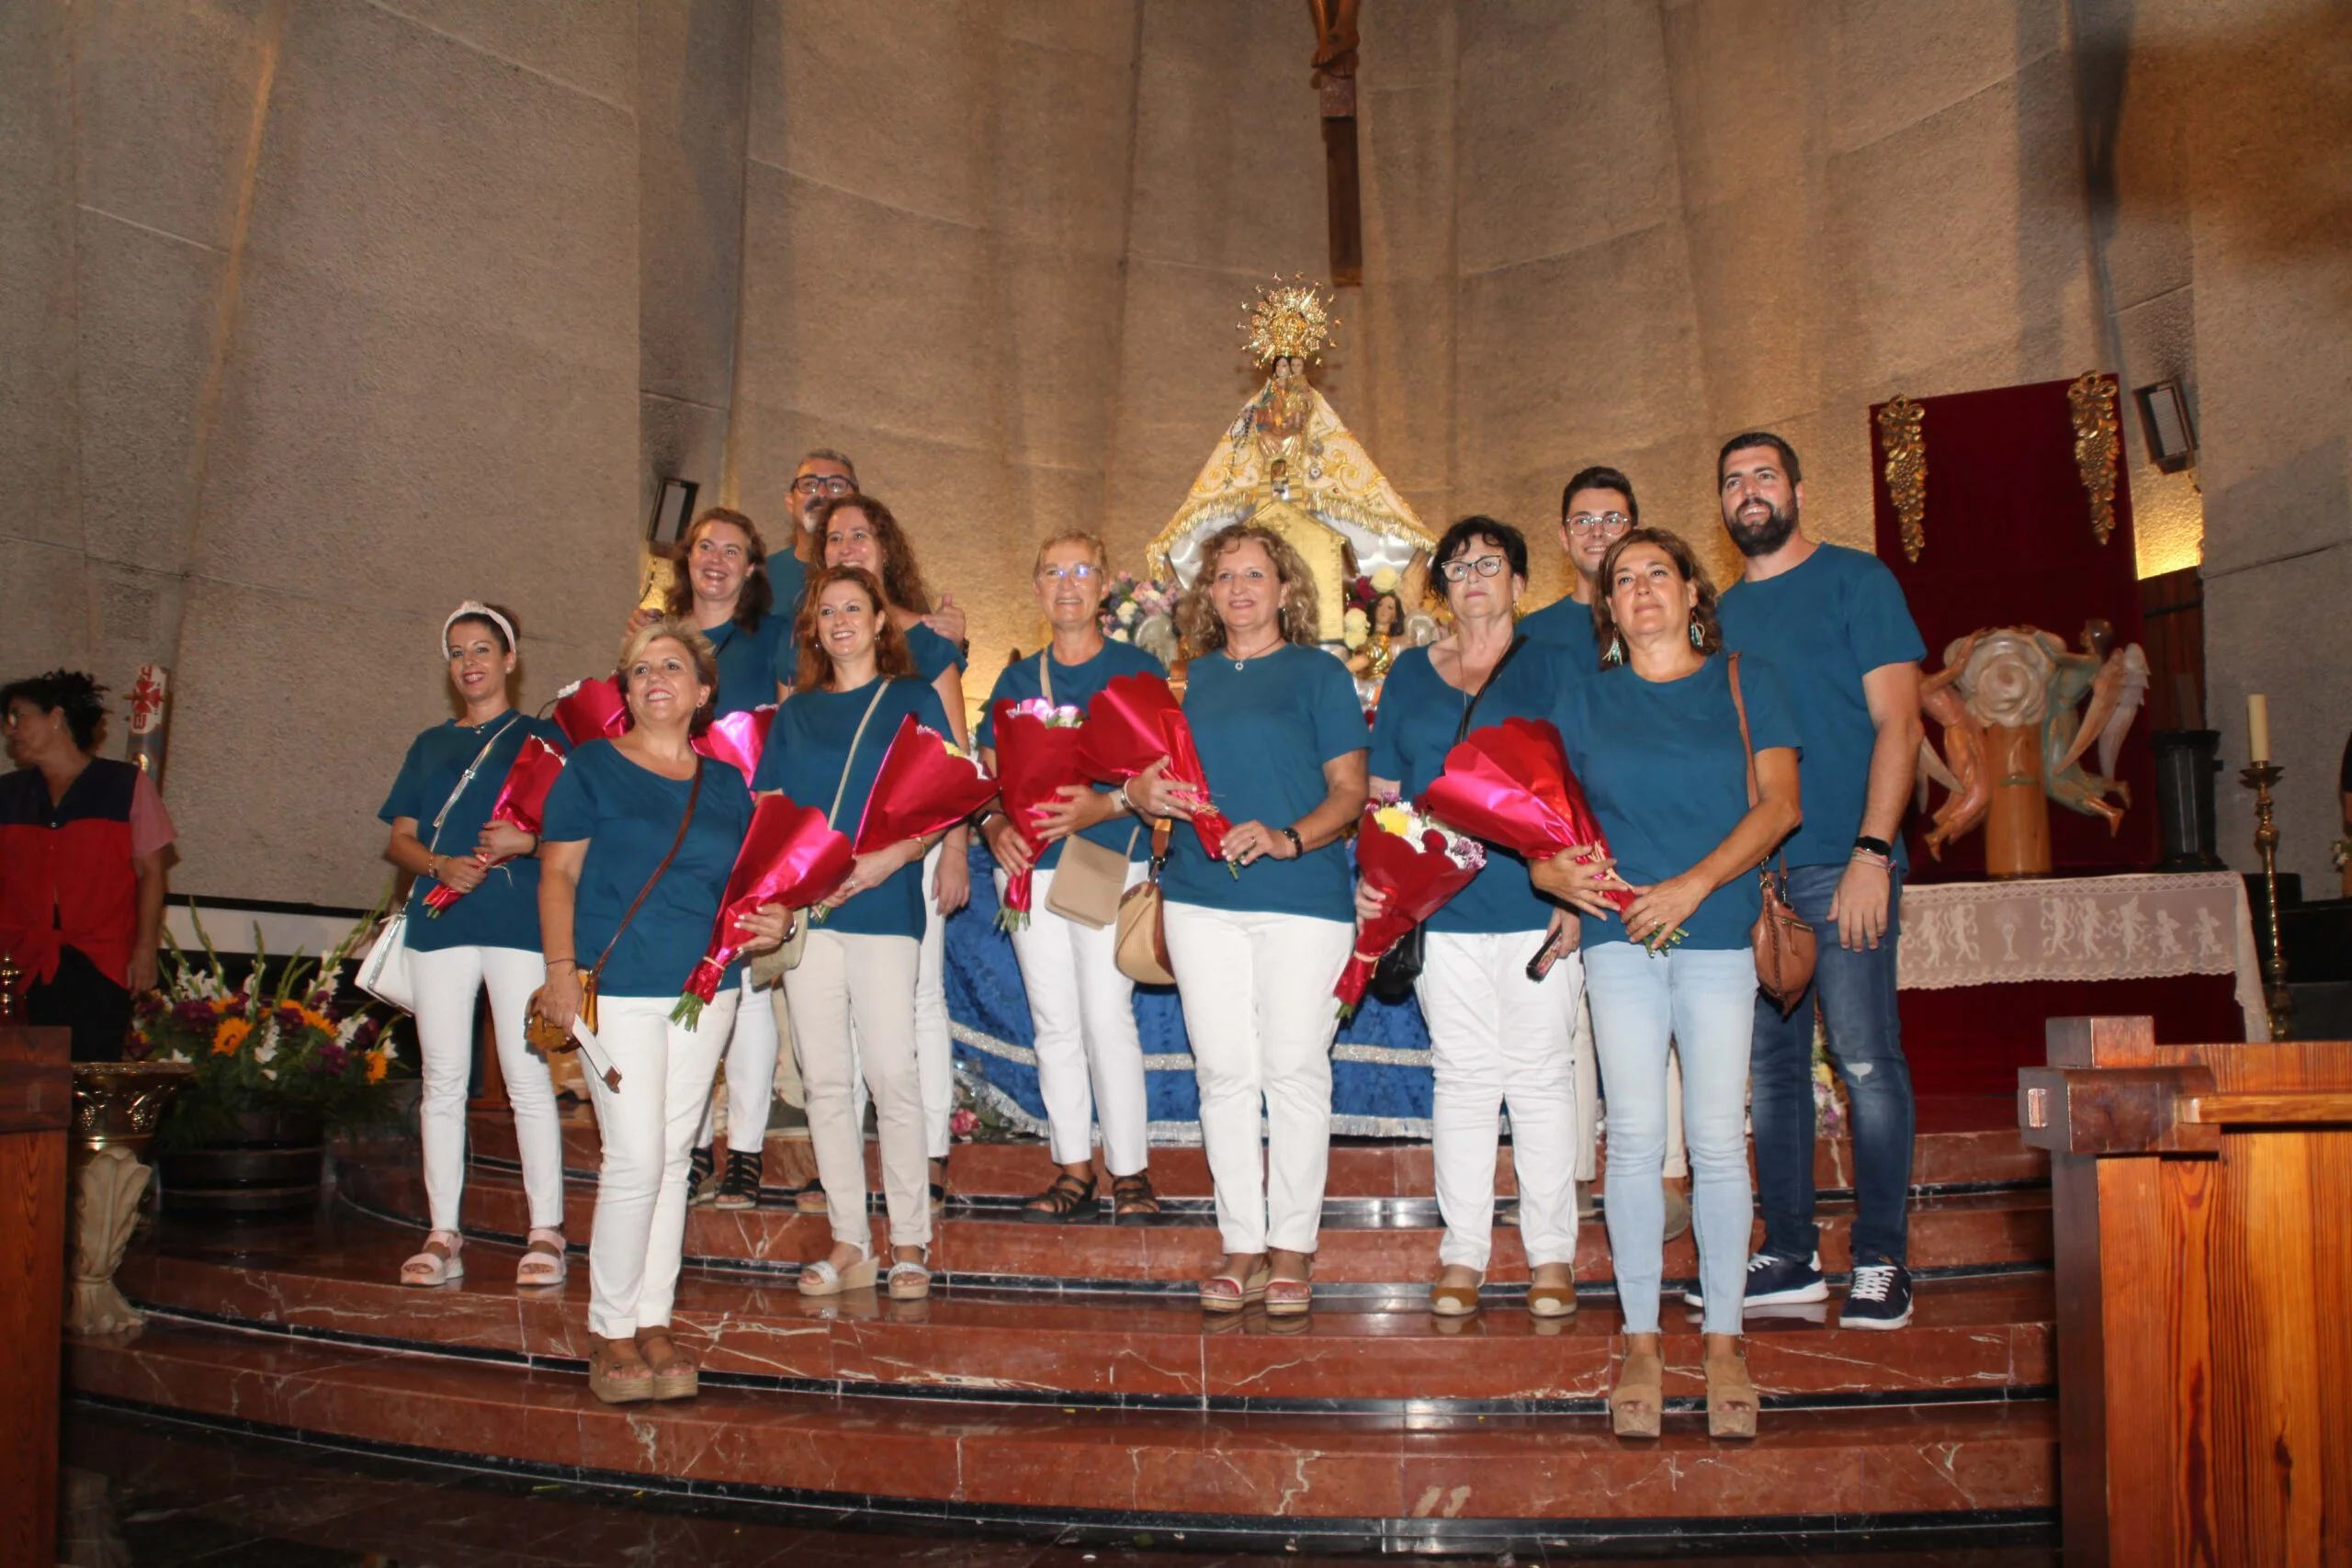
[1307,0,1363,286]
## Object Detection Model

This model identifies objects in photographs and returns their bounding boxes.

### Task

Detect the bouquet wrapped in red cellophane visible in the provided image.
[423,735,568,915]
[850,716,1000,856]
[693,703,775,786]
[671,795,854,1025]
[988,698,1088,931]
[1074,672,1231,863]
[1421,716,1670,942]
[550,676,629,748]
[1335,798,1487,1015]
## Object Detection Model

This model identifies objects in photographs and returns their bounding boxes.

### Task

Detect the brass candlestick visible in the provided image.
[2240,762,2292,1040]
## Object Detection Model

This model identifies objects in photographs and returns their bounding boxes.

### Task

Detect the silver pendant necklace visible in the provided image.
[1229,637,1281,672]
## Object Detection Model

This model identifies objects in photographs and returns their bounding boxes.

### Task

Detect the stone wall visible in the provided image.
[4,0,2346,904]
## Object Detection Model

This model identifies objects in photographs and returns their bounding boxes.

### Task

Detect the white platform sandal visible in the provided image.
[797,1246,877,1297]
[888,1247,933,1302]
[400,1230,464,1287]
[515,1228,567,1288]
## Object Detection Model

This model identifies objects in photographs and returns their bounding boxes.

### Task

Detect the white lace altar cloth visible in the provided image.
[1896,871,2268,1042]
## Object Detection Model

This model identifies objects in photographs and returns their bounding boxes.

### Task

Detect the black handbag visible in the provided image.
[1365,636,1527,1006]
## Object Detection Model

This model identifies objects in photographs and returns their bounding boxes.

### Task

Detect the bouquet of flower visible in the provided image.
[1074,671,1232,864]
[1421,716,1676,943]
[1097,571,1178,655]
[694,702,775,785]
[1336,798,1487,1015]
[851,716,1000,856]
[672,795,854,1026]
[550,675,629,747]
[988,696,1089,931]
[422,735,567,914]
[134,906,403,1150]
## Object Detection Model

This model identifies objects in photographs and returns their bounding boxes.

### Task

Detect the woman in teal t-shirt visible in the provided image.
[1129,524,1368,1318]
[817,493,970,1210]
[1363,518,1582,1321]
[1534,527,1801,1443]
[977,532,1165,1224]
[753,566,961,1305]
[377,602,570,1293]
[537,617,786,1407]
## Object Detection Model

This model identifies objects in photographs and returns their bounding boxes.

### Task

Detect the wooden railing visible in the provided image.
[2021,1016,2352,1567]
[0,1024,71,1568]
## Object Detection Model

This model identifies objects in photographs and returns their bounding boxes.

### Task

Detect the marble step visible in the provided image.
[119,1217,2055,1408]
[69,1318,2056,1529]
[341,1156,2054,1290]
[469,1093,2047,1200]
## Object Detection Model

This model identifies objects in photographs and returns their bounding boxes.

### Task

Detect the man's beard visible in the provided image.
[1727,498,1798,558]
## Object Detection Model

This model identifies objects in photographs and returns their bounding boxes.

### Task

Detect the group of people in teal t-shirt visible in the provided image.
[372,429,1928,1442]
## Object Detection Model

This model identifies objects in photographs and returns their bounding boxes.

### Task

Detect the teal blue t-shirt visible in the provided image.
[1717,543,1924,868]
[538,741,754,997]
[752,676,956,940]
[768,553,808,646]
[905,623,967,683]
[702,613,792,717]
[1552,653,1801,951]
[1519,593,1603,671]
[1369,641,1571,935]
[978,639,1166,870]
[378,714,570,954]
[1160,644,1367,921]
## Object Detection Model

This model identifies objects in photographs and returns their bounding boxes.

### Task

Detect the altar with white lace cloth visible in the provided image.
[1896,870,2269,1042]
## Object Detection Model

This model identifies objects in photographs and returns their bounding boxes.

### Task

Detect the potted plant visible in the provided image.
[133,908,403,1215]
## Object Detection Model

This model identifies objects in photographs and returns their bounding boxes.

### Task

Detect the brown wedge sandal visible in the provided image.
[1703,1332,1758,1439]
[1525,1261,1577,1320]
[1110,1171,1160,1224]
[1018,1170,1097,1224]
[1609,1331,1665,1438]
[587,1335,654,1405]
[636,1328,699,1402]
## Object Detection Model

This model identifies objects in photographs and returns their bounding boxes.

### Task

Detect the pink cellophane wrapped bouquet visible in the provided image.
[693,703,775,786]
[549,676,629,748]
[671,795,854,1025]
[988,697,1087,931]
[1335,798,1486,1015]
[850,715,1001,855]
[1073,672,1231,863]
[423,736,567,915]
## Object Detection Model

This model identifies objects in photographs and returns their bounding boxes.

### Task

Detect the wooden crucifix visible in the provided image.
[1308,0,1363,286]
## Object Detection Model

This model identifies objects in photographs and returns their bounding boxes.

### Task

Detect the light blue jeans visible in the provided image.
[1584,942,1758,1336]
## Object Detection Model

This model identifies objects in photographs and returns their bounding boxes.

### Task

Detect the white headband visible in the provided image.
[442,601,516,657]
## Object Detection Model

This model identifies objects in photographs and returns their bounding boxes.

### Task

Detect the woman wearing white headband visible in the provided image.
[378,602,572,1289]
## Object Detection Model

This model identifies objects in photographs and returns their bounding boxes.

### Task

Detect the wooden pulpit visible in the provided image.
[2021,1016,2352,1565]
[0,1024,71,1568]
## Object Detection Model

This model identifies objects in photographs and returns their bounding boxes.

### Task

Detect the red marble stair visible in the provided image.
[70,1317,2055,1528]
[469,1094,2051,1199]
[115,1216,2054,1407]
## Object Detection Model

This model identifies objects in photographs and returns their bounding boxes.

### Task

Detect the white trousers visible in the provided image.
[997,863,1151,1174]
[696,969,782,1153]
[407,942,563,1234]
[1163,904,1352,1256]
[1419,931,1581,1271]
[1574,987,1686,1181]
[582,989,739,1338]
[787,930,930,1250]
[914,843,954,1160]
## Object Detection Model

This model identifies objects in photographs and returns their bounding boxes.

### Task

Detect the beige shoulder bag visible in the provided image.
[1035,652,1139,930]
[1727,654,1816,1016]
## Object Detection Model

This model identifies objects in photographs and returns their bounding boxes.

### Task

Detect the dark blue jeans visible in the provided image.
[1748,863,1916,1267]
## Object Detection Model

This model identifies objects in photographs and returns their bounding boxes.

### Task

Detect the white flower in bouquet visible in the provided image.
[1343,607,1370,649]
[1370,565,1400,595]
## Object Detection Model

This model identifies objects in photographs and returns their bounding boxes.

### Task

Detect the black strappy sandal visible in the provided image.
[1110,1171,1161,1225]
[1018,1170,1098,1224]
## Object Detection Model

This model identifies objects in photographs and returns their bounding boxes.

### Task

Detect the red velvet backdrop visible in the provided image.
[1870,374,2158,881]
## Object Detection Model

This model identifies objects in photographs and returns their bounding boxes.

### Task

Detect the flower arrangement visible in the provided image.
[133,907,405,1151]
[1096,572,1179,661]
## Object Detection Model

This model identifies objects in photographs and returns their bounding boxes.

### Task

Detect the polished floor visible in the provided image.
[60,1406,2061,1567]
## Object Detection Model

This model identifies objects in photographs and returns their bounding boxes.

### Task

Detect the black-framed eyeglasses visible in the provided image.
[792,475,855,498]
[1440,556,1510,581]
[1566,511,1633,536]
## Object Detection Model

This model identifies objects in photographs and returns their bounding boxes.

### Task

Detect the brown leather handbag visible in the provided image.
[1114,819,1175,986]
[1727,655,1815,1016]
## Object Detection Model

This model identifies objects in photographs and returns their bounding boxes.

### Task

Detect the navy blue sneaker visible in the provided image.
[1839,1261,1915,1330]
[1685,1249,1827,1309]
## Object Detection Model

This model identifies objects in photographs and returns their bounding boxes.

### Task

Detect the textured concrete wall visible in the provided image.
[6,0,2346,903]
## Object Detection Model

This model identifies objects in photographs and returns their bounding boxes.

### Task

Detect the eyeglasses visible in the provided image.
[1440,556,1509,581]
[792,475,854,498]
[1566,511,1633,536]
[1037,564,1100,582]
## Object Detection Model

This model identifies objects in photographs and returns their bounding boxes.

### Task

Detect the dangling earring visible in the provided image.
[1603,636,1624,666]
[1689,620,1705,650]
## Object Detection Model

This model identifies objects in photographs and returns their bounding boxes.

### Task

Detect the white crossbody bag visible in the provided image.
[358,716,517,1011]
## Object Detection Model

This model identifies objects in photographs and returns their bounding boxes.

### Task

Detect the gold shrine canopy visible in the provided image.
[1145,280,1435,642]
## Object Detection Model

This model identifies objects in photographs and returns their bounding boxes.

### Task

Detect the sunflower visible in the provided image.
[365,1047,390,1085]
[212,1017,253,1055]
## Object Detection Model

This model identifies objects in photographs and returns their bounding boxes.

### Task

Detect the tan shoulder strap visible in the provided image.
[827,680,893,830]
[1038,649,1054,707]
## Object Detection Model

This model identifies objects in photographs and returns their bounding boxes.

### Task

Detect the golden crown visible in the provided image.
[1238,276,1335,366]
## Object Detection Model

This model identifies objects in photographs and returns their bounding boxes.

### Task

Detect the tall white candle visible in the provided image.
[2247,694,2271,764]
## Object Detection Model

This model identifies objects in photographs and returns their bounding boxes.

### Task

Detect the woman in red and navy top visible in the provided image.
[0,670,175,1060]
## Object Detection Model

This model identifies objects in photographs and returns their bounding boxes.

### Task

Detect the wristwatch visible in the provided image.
[1853,834,1893,858]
